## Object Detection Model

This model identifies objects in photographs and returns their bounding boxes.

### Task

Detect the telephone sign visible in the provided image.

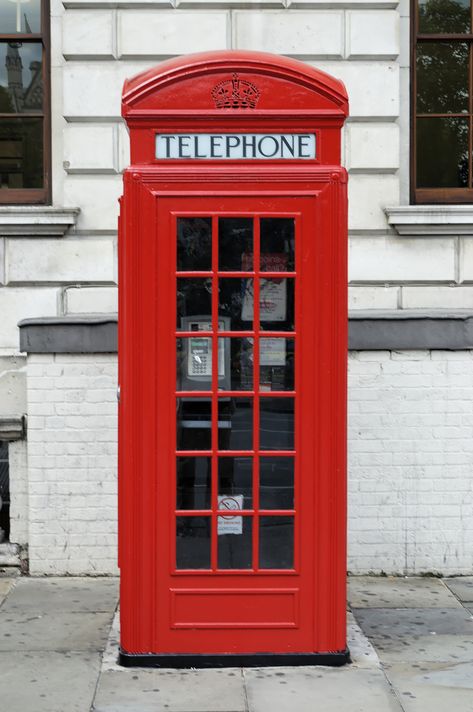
[119,50,349,667]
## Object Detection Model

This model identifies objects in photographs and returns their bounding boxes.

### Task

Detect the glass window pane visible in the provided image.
[177,217,212,272]
[177,397,212,451]
[218,278,253,331]
[260,397,294,451]
[260,218,295,272]
[260,337,294,391]
[177,279,212,330]
[218,398,253,451]
[418,0,470,34]
[0,1,42,34]
[417,42,468,114]
[176,516,211,569]
[177,337,214,391]
[417,117,468,188]
[260,278,294,331]
[218,337,253,391]
[218,516,252,569]
[260,457,294,510]
[176,457,211,510]
[0,43,43,113]
[219,217,253,271]
[0,118,42,189]
[259,516,294,569]
[218,456,253,508]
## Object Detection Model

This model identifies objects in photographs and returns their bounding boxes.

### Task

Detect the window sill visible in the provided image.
[385,206,473,237]
[0,207,80,237]
[0,417,25,441]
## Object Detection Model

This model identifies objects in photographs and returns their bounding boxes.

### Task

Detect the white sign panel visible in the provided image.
[218,495,244,535]
[156,134,316,160]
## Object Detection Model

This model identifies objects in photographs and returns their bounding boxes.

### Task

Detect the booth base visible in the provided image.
[119,648,351,668]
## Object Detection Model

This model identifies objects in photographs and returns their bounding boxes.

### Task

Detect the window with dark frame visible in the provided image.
[0,0,50,204]
[0,441,9,543]
[413,1,473,203]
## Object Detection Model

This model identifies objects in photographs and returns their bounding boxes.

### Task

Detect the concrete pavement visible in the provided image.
[0,570,472,711]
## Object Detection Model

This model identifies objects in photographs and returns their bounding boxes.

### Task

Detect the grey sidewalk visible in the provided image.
[0,572,472,712]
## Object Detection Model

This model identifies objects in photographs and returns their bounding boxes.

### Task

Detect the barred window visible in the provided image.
[0,0,50,203]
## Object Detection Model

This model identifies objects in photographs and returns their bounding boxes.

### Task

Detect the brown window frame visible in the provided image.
[411,0,473,204]
[0,0,51,205]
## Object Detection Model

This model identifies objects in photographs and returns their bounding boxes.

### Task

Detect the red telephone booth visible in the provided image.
[119,50,349,667]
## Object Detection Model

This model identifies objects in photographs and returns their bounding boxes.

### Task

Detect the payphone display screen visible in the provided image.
[175,216,296,572]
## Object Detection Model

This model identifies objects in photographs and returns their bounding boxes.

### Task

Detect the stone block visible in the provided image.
[349,236,455,282]
[118,11,228,57]
[348,286,399,310]
[346,123,399,171]
[63,176,122,232]
[63,124,117,173]
[460,238,473,282]
[65,287,118,313]
[234,11,343,57]
[346,11,399,59]
[0,289,57,349]
[315,61,399,118]
[63,10,114,59]
[0,356,27,414]
[348,174,399,231]
[118,122,130,172]
[402,286,473,309]
[6,240,115,284]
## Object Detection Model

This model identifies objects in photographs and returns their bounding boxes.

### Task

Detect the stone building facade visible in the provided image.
[1,0,473,575]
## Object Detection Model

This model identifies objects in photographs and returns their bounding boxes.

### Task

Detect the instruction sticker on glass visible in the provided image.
[218,495,243,535]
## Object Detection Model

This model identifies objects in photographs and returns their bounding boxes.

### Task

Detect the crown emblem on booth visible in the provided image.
[212,73,260,109]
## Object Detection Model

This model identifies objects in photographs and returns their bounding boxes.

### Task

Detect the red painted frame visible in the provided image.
[119,51,348,661]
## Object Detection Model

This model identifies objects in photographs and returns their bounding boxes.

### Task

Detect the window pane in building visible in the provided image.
[0,118,43,189]
[416,42,468,115]
[0,0,42,34]
[418,0,470,34]
[417,117,469,188]
[0,42,43,113]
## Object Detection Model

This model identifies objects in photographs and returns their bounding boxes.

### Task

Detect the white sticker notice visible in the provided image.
[217,495,244,535]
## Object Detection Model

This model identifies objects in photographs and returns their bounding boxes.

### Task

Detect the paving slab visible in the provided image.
[0,610,114,651]
[93,668,247,712]
[383,662,473,712]
[0,650,101,712]
[348,577,461,609]
[364,634,473,663]
[443,577,473,604]
[353,607,473,638]
[244,666,402,712]
[0,577,15,605]
[1,576,119,613]
[347,611,381,669]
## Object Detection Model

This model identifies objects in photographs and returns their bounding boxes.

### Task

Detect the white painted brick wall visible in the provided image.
[24,350,473,576]
[26,354,118,575]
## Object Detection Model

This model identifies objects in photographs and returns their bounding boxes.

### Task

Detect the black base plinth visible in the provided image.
[119,648,351,668]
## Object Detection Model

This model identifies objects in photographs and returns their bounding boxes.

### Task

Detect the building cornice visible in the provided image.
[385,206,473,237]
[0,207,80,237]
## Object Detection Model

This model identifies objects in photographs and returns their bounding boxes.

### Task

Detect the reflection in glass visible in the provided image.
[259,517,294,569]
[218,457,253,508]
[218,278,254,331]
[219,217,253,271]
[417,117,468,188]
[0,118,42,189]
[259,457,294,510]
[177,337,212,391]
[260,338,294,391]
[176,457,211,510]
[177,279,212,330]
[0,0,41,33]
[218,516,252,569]
[177,217,212,271]
[260,218,295,271]
[418,0,470,34]
[260,278,294,330]
[218,398,253,451]
[218,337,253,390]
[260,397,294,451]
[176,516,211,569]
[417,42,468,114]
[176,398,212,451]
[0,42,43,113]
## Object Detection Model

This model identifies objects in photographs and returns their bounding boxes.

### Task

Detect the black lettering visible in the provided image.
[225,135,241,157]
[160,135,175,158]
[298,134,312,159]
[193,135,207,159]
[281,135,295,158]
[210,135,223,158]
[258,136,279,158]
[242,135,256,158]
[178,135,191,158]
